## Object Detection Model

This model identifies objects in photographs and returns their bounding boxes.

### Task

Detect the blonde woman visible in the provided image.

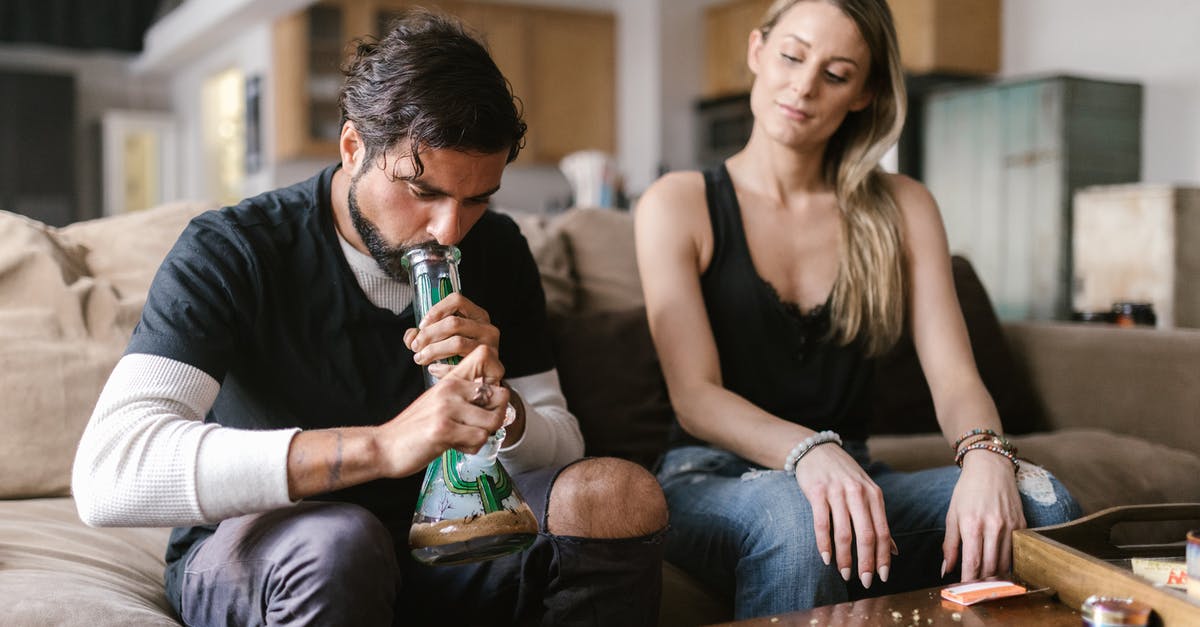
[635,0,1079,617]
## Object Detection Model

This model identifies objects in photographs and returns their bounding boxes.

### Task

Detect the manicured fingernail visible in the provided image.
[940,560,947,578]
[413,351,424,362]
[878,565,889,583]
[840,567,851,581]
[890,538,900,555]
[860,572,873,588]
[821,552,831,566]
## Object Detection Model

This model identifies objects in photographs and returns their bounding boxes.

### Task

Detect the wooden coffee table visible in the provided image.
[706,584,1080,626]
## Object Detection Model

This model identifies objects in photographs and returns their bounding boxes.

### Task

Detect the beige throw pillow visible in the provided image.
[0,204,208,498]
[501,209,576,316]
[551,207,643,313]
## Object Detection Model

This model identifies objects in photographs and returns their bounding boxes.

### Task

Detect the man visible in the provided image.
[72,10,667,626]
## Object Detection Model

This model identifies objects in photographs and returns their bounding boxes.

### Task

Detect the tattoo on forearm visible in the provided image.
[328,432,344,489]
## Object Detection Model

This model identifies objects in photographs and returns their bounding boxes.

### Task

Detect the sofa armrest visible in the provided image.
[1003,321,1200,456]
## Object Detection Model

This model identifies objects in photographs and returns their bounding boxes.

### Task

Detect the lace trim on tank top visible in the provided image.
[758,277,829,324]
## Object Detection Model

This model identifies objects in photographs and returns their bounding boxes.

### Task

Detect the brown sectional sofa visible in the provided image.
[2,204,1199,626]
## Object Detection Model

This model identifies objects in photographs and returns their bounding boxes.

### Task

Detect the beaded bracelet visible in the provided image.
[954,442,1020,474]
[952,428,1013,452]
[783,430,842,474]
[958,434,1014,457]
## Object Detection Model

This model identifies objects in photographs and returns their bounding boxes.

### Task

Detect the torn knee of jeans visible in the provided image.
[739,469,779,481]
[1016,464,1058,505]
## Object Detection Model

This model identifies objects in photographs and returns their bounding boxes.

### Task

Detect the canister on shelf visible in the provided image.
[1111,302,1156,327]
[1080,595,1151,626]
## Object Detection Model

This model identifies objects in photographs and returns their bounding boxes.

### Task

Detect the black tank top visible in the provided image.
[667,164,873,449]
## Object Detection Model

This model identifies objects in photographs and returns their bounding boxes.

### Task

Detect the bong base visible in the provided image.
[410,532,537,566]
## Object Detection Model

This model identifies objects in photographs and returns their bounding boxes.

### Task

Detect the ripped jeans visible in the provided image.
[656,442,1081,619]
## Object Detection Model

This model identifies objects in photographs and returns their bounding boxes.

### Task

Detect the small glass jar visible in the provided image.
[1080,595,1151,626]
[1111,302,1156,328]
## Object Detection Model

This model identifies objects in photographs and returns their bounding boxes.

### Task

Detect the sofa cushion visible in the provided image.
[0,212,119,498]
[57,201,212,299]
[549,307,673,469]
[500,209,576,315]
[870,256,1045,436]
[0,205,207,499]
[1005,322,1200,457]
[0,210,90,339]
[551,208,643,313]
[0,497,177,626]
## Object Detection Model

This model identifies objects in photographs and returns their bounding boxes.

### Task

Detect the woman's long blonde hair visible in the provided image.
[759,0,908,356]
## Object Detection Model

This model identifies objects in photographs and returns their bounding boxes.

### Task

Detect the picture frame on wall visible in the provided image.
[245,75,263,175]
[101,110,179,216]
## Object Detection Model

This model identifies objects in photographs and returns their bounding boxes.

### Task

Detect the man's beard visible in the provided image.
[347,173,419,282]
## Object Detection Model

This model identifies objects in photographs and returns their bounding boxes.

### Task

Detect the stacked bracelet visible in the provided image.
[952,428,1019,474]
[784,430,842,474]
[953,428,1013,452]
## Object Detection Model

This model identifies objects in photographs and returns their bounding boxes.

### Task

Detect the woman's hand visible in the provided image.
[795,445,895,588]
[942,452,1025,581]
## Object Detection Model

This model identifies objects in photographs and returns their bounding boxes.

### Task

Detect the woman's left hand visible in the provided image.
[942,452,1025,581]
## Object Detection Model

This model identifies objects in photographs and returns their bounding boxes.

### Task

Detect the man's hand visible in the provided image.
[409,291,525,447]
[405,292,500,366]
[374,344,509,478]
[285,345,509,500]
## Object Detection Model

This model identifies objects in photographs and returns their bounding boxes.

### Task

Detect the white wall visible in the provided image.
[659,0,709,175]
[1001,0,1200,186]
[614,0,663,196]
[164,23,275,203]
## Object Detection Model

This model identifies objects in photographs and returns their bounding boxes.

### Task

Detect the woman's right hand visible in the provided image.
[794,444,894,588]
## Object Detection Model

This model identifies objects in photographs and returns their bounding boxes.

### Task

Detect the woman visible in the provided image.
[634,0,1080,618]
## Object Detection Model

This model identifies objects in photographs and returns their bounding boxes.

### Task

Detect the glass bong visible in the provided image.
[400,243,539,565]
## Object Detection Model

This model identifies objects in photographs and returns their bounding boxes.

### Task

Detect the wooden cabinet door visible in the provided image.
[704,0,772,98]
[525,9,615,164]
[273,1,354,161]
[925,80,1068,321]
[450,3,530,103]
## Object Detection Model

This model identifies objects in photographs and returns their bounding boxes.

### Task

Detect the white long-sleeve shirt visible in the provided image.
[72,231,584,528]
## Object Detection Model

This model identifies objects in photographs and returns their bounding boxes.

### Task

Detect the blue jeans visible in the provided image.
[657,443,1081,619]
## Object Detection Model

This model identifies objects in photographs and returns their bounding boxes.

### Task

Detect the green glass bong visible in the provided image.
[400,243,539,566]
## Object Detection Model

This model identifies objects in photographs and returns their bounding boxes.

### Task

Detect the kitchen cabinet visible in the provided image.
[273,1,614,164]
[703,0,772,99]
[889,0,1000,75]
[922,75,1142,321]
[701,0,1000,101]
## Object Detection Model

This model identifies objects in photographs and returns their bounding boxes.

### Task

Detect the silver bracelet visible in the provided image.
[783,430,843,474]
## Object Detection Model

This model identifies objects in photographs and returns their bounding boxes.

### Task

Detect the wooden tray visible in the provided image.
[1014,503,1200,626]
